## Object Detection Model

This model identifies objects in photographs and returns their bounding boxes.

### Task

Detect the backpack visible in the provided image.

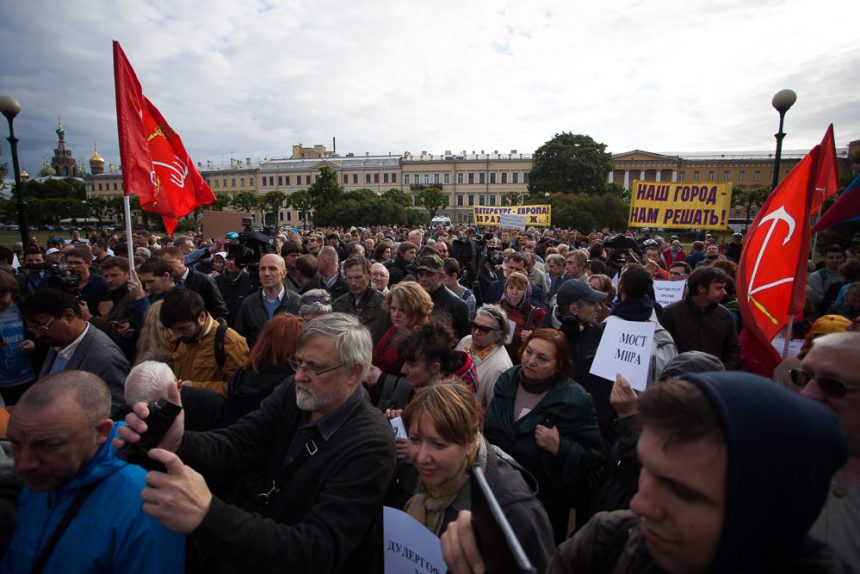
[173,321,228,374]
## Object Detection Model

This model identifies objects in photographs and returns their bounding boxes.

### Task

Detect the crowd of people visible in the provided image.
[0,223,857,573]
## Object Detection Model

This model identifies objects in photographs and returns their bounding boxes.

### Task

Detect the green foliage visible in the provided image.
[415,187,447,219]
[501,191,522,206]
[262,190,287,225]
[548,192,628,231]
[288,189,314,226]
[381,188,414,207]
[731,186,769,230]
[405,209,428,227]
[231,191,260,214]
[211,193,232,211]
[306,166,344,211]
[529,132,613,196]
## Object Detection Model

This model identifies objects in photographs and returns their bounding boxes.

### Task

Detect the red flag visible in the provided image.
[812,173,860,232]
[809,124,839,215]
[113,41,214,236]
[737,142,820,373]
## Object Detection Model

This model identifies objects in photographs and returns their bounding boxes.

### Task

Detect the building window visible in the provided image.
[754,170,761,181]
[366,174,371,184]
[468,172,475,184]
[279,212,283,221]
[444,173,450,184]
[314,175,320,183]
[489,172,496,184]
[343,174,349,184]
[707,171,715,181]
[693,171,700,182]
[278,176,283,186]
[374,173,379,184]
[392,173,397,183]
[512,172,519,184]
[457,194,464,206]
[232,178,237,187]
[424,174,430,185]
[479,195,485,206]
[240,178,245,186]
[501,172,507,184]
[285,176,291,185]
[213,180,219,189]
[678,171,685,182]
[270,176,275,186]
[738,170,745,181]
[523,172,530,184]
[306,175,311,185]
[353,173,358,184]
[468,194,475,206]
[723,170,731,181]
[489,195,496,206]
[479,173,486,184]
[383,173,389,184]
[222,179,227,187]
[457,173,464,184]
[434,173,440,184]
[405,174,411,185]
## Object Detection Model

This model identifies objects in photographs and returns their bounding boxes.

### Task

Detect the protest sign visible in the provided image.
[771,336,803,359]
[628,181,732,230]
[590,318,656,392]
[473,205,551,227]
[499,212,527,230]
[653,280,686,306]
[389,416,407,439]
[384,506,445,574]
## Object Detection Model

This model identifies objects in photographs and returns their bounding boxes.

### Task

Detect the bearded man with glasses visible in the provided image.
[798,331,860,571]
[116,312,396,574]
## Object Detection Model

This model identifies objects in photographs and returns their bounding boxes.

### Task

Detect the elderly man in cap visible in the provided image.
[416,254,470,339]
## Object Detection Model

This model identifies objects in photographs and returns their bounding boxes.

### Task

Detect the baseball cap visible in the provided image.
[415,254,444,273]
[46,248,60,256]
[556,279,608,307]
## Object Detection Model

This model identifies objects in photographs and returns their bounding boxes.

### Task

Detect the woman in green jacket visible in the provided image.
[484,328,605,543]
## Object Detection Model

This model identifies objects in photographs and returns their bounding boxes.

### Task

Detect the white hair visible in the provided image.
[124,361,176,406]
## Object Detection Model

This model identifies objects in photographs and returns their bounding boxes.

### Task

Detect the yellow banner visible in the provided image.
[628,180,732,230]
[473,205,552,227]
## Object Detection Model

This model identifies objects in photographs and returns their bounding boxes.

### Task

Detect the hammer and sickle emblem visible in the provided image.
[746,205,796,325]
[147,126,165,142]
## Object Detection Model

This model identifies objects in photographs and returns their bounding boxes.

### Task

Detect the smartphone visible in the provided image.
[468,465,537,574]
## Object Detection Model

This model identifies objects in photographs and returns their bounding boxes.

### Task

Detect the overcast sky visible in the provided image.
[1,0,858,174]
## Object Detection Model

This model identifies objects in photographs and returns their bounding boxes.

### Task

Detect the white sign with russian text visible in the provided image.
[499,212,527,231]
[653,280,686,306]
[590,318,656,392]
[384,506,445,574]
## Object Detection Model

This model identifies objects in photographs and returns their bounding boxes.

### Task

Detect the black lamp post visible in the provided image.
[0,96,29,248]
[771,89,797,190]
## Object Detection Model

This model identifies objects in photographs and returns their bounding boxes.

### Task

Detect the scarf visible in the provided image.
[518,367,556,395]
[502,281,533,310]
[404,438,483,536]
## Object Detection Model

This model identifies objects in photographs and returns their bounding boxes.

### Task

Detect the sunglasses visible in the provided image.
[789,369,860,398]
[471,322,499,335]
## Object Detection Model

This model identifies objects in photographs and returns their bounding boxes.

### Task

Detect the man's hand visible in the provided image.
[127,273,146,300]
[113,381,185,452]
[610,373,639,418]
[365,365,382,387]
[441,510,485,574]
[78,300,92,321]
[535,424,560,456]
[116,322,134,338]
[141,449,212,533]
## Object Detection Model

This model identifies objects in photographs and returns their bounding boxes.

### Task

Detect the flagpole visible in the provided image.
[782,315,794,359]
[810,203,823,261]
[123,194,135,265]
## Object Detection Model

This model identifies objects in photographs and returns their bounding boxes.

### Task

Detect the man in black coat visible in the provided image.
[214,254,253,327]
[235,254,300,348]
[117,313,397,574]
[159,246,229,322]
[415,254,470,339]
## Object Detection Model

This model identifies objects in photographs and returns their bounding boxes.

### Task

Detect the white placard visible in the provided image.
[384,506,445,574]
[506,319,516,344]
[590,318,656,392]
[389,416,407,439]
[771,336,803,359]
[499,213,527,231]
[653,280,686,306]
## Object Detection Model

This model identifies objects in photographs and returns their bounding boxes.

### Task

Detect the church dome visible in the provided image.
[39,160,56,177]
[20,170,29,179]
[90,149,105,164]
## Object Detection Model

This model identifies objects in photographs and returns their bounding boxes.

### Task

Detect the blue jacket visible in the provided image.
[2,424,184,574]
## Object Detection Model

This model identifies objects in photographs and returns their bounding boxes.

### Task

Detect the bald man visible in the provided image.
[234,254,301,348]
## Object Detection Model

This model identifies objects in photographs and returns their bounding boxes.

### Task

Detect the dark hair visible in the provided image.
[443,257,461,277]
[587,258,607,276]
[158,245,184,260]
[838,258,860,283]
[691,241,705,252]
[619,264,652,300]
[100,256,129,273]
[669,261,691,274]
[687,266,729,297]
[343,255,370,275]
[373,242,390,261]
[138,257,173,278]
[397,241,417,257]
[280,240,302,256]
[21,288,79,319]
[399,318,460,375]
[295,254,318,278]
[639,378,724,448]
[0,246,13,265]
[66,246,91,264]
[159,288,205,327]
[0,269,18,294]
[522,328,572,378]
[24,247,44,258]
[824,244,844,256]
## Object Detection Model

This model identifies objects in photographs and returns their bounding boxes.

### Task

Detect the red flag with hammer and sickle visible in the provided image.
[736,141,821,374]
[113,40,214,236]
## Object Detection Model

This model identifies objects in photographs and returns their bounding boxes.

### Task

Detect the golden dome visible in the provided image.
[20,170,29,178]
[90,149,105,164]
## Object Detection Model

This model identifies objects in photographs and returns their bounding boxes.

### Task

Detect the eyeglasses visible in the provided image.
[288,357,343,377]
[789,369,860,398]
[471,322,500,335]
[32,317,55,332]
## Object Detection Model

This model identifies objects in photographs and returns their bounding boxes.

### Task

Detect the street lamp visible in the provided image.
[0,95,29,248]
[771,88,797,190]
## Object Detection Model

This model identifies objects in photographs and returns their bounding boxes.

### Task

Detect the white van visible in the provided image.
[430,216,451,227]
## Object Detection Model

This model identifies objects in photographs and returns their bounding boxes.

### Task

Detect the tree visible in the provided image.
[732,186,769,231]
[501,191,522,206]
[528,132,613,196]
[231,192,260,215]
[306,166,344,211]
[87,197,111,224]
[415,187,447,219]
[288,189,314,227]
[381,188,413,208]
[549,192,628,232]
[211,192,232,211]
[262,190,286,226]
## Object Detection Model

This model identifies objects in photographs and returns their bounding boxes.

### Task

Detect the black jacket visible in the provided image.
[660,297,740,369]
[234,288,301,349]
[180,380,396,574]
[184,268,229,322]
[215,271,253,327]
[428,284,471,339]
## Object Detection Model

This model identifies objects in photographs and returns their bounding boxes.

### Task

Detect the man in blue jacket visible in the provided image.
[3,371,184,573]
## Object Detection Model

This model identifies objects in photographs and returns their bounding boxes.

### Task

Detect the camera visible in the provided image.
[226,217,277,289]
[23,263,81,295]
[116,399,182,472]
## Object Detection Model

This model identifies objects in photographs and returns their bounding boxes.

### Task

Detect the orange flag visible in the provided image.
[113,41,214,236]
